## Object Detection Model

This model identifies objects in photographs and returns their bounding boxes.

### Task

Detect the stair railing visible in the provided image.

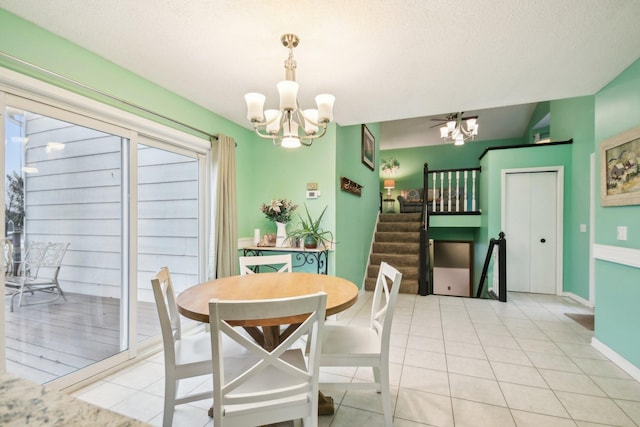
[427,166,481,214]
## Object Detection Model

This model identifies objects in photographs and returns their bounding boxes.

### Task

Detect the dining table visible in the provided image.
[175,271,359,416]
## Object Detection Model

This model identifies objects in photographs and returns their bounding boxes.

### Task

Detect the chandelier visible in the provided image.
[439,113,479,145]
[244,34,335,148]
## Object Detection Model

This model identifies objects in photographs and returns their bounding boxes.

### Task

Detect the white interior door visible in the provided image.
[504,171,558,294]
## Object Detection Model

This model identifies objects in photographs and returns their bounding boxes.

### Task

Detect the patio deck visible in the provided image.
[4,292,160,385]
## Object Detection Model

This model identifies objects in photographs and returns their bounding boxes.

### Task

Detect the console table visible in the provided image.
[242,246,329,275]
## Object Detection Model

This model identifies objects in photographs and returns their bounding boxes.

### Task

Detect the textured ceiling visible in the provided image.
[1,0,640,148]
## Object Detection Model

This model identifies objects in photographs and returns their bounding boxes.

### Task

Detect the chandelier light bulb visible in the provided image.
[245,93,266,121]
[281,136,301,148]
[316,94,335,122]
[264,109,281,134]
[303,109,319,134]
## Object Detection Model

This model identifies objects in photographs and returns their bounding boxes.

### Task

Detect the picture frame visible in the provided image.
[600,124,640,206]
[361,124,375,171]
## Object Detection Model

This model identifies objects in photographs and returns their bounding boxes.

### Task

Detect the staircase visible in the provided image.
[365,213,420,294]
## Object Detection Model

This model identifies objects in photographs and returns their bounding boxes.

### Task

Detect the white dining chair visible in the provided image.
[151,267,214,427]
[208,292,327,427]
[315,261,402,427]
[238,254,293,275]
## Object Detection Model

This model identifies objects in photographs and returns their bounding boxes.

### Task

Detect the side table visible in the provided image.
[242,246,329,275]
[383,198,396,213]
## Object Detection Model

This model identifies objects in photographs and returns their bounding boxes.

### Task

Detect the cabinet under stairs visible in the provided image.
[365,213,420,294]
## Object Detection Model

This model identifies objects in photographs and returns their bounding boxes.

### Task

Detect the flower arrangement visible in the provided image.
[260,198,298,223]
[381,157,400,175]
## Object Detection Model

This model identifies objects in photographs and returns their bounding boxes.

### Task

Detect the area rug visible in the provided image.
[565,313,594,330]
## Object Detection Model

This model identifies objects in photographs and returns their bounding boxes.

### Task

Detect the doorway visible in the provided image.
[502,168,564,294]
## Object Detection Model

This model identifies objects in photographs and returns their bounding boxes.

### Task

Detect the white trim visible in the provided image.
[593,244,640,269]
[589,153,596,306]
[562,292,592,308]
[364,212,381,290]
[0,67,209,153]
[501,166,564,295]
[591,338,640,382]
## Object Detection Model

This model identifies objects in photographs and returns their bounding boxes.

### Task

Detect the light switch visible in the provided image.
[580,224,587,233]
[617,226,628,241]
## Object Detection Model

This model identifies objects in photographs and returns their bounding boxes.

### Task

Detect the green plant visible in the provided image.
[288,204,334,249]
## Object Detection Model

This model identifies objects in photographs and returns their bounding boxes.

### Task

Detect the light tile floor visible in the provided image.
[73,292,640,426]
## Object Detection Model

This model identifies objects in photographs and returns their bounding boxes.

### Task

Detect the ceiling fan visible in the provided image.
[429,112,477,127]
[430,112,479,145]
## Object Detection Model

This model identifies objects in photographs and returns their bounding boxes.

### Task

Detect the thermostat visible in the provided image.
[306,190,321,199]
[307,182,318,190]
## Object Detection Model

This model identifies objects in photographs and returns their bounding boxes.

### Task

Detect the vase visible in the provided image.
[304,235,318,249]
[275,221,287,247]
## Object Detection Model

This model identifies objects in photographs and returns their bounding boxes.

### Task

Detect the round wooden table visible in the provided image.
[177,272,358,324]
[176,272,359,416]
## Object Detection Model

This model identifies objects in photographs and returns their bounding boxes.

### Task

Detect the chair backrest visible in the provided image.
[1,238,13,277]
[151,267,181,365]
[208,292,327,426]
[370,262,403,355]
[18,241,49,279]
[238,254,293,275]
[37,242,70,280]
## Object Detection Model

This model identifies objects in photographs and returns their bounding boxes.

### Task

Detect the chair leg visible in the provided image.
[163,378,177,427]
[378,366,393,427]
[373,366,382,393]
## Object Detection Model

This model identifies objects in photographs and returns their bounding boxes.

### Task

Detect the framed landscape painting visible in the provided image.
[600,124,640,206]
[361,124,375,171]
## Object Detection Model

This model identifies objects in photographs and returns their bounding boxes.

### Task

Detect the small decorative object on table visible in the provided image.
[260,198,298,247]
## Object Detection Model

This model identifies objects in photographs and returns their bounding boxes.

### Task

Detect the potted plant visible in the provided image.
[288,204,334,249]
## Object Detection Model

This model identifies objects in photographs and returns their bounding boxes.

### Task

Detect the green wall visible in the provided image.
[335,124,381,287]
[478,143,572,297]
[550,96,595,301]
[593,57,640,369]
[235,125,339,275]
[381,137,523,201]
[0,9,248,142]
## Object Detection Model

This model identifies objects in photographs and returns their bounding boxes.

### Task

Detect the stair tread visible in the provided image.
[368,215,423,294]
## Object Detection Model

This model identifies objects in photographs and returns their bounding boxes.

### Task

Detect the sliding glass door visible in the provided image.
[2,95,206,387]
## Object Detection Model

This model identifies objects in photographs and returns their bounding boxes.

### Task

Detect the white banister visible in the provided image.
[472,170,477,212]
[447,171,452,212]
[464,170,468,212]
[439,171,444,212]
[455,171,460,212]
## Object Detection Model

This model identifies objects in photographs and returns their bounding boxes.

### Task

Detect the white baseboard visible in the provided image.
[562,292,593,308]
[591,338,640,382]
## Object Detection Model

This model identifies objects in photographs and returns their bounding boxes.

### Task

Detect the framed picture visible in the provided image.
[361,124,375,171]
[600,124,640,206]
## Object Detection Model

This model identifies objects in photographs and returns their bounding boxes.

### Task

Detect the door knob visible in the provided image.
[540,238,546,243]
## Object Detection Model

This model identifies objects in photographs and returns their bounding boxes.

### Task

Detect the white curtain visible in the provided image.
[210,134,238,278]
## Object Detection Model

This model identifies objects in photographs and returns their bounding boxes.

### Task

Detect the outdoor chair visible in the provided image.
[6,242,69,311]
[1,238,13,276]
[314,261,402,427]
[208,292,327,427]
[2,238,14,302]
[238,254,293,275]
